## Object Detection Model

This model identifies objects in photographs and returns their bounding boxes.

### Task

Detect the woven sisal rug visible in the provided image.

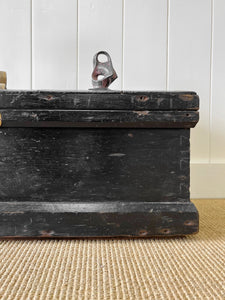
[0,199,224,300]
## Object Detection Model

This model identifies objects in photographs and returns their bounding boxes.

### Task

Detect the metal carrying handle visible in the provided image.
[92,51,117,89]
[0,71,7,90]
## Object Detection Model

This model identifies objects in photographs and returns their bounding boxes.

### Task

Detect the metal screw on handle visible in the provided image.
[91,51,117,89]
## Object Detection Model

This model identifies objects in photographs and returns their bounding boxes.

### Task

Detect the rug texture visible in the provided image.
[0,199,224,300]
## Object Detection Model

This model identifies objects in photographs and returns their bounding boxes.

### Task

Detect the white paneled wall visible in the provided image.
[168,0,212,164]
[211,0,225,162]
[123,0,167,90]
[0,0,225,198]
[78,0,123,90]
[32,0,78,89]
[0,0,31,89]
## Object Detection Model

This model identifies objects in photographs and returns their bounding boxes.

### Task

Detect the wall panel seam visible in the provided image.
[31,0,33,90]
[76,0,79,90]
[121,0,125,90]
[209,0,214,163]
[166,0,170,90]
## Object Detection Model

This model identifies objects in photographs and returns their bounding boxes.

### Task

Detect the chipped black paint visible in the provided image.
[0,110,199,128]
[0,90,199,237]
[0,90,199,110]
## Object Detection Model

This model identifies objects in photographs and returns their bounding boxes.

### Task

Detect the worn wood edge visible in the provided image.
[0,90,199,111]
[0,201,196,213]
[0,202,199,237]
[0,231,200,240]
[0,72,6,90]
[0,110,199,128]
[0,72,6,84]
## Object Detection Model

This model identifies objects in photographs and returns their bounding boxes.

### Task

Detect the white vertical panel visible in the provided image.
[78,0,123,90]
[169,0,211,163]
[211,0,225,162]
[123,0,167,90]
[0,0,31,89]
[32,0,77,90]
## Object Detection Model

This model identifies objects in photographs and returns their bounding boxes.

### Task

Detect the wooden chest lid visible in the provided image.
[0,90,199,128]
[0,90,199,110]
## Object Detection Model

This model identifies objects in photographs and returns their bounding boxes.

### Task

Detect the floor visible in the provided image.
[0,199,224,300]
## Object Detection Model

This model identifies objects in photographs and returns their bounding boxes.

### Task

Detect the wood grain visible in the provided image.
[0,89,199,236]
[0,202,198,237]
[0,91,199,110]
[0,110,198,128]
[0,128,190,203]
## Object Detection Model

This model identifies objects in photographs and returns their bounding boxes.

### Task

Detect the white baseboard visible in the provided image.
[190,163,225,198]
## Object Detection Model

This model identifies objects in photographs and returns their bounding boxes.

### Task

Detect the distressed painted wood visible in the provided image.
[0,90,199,237]
[1,1,225,198]
[0,110,198,128]
[0,128,190,203]
[0,91,199,110]
[0,202,198,237]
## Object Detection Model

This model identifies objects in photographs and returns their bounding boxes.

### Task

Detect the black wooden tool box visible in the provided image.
[0,53,199,237]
